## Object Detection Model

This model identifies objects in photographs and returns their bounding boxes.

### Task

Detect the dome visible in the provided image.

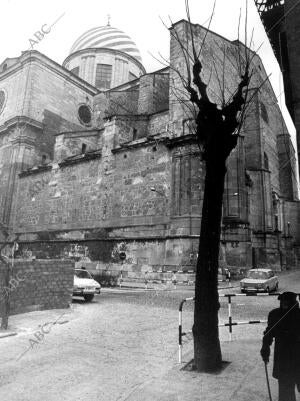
[70,25,142,63]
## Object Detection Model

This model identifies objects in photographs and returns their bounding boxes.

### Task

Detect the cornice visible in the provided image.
[19,165,52,177]
[0,116,43,134]
[58,149,102,167]
[63,47,146,74]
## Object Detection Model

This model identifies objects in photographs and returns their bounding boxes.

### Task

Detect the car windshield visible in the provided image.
[75,270,92,279]
[246,271,268,279]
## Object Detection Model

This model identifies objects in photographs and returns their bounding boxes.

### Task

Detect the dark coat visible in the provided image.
[263,305,300,380]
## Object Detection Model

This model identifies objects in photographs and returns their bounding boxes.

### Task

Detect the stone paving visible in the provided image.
[0,270,298,400]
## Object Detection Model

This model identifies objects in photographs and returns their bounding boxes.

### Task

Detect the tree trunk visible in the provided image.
[193,153,227,371]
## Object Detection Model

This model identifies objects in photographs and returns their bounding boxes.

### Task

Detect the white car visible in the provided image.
[73,269,101,302]
[240,269,279,293]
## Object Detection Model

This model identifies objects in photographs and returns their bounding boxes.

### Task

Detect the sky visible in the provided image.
[1,0,296,146]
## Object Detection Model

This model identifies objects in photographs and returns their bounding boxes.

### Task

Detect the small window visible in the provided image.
[78,105,92,125]
[133,128,137,140]
[95,64,112,89]
[71,66,79,76]
[260,102,269,123]
[81,143,87,154]
[2,63,7,71]
[0,90,6,115]
[264,152,269,170]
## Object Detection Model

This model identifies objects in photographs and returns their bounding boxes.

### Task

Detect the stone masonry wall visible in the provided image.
[54,130,101,162]
[138,72,169,115]
[14,119,171,234]
[0,259,74,315]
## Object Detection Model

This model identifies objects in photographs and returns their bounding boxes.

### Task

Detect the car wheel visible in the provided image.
[274,283,279,292]
[83,294,94,302]
[265,287,270,293]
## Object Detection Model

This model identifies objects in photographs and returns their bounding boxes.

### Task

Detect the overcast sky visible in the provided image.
[1,0,296,144]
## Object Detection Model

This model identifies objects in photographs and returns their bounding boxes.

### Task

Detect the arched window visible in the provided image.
[264,152,269,170]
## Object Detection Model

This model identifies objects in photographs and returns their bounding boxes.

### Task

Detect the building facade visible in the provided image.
[255,0,300,177]
[0,20,299,279]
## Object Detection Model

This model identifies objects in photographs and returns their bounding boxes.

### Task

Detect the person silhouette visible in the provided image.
[260,292,300,401]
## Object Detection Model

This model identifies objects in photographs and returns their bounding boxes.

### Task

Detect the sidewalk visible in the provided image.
[0,302,294,400]
[125,339,280,401]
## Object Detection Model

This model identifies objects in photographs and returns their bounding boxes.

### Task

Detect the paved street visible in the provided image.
[0,270,299,400]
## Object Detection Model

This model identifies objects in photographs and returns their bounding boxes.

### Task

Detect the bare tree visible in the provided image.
[167,1,260,371]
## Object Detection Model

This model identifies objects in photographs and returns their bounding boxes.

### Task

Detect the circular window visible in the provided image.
[0,90,6,115]
[78,104,92,125]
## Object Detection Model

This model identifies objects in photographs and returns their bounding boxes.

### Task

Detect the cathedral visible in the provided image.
[0,18,299,280]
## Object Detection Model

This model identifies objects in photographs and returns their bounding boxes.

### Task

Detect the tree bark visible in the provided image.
[193,150,227,371]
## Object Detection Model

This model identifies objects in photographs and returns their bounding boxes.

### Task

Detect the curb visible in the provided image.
[219,284,240,290]
[0,331,17,339]
[102,283,241,291]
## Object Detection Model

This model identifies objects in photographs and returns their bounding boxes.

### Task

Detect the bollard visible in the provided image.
[178,297,195,363]
[228,295,232,341]
[172,272,177,290]
[119,270,123,288]
[179,304,182,363]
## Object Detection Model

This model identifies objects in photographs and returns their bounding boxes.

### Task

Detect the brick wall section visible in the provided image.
[115,116,148,145]
[277,132,298,200]
[138,72,169,115]
[152,72,169,113]
[104,88,139,116]
[54,130,101,162]
[0,259,74,315]
[147,112,169,137]
[138,75,155,114]
[42,110,83,160]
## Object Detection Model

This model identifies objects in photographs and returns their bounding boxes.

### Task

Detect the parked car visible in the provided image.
[73,268,101,302]
[240,268,279,293]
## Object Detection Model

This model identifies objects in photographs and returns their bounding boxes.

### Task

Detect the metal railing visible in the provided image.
[178,292,300,363]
